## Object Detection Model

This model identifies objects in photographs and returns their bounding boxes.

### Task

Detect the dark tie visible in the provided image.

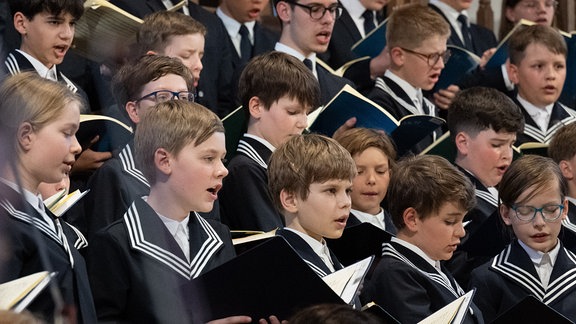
[362,10,376,35]
[457,14,473,51]
[239,24,252,64]
[303,58,313,71]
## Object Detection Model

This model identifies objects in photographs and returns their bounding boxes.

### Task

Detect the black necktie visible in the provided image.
[457,14,473,51]
[303,58,313,71]
[239,24,252,64]
[362,10,376,35]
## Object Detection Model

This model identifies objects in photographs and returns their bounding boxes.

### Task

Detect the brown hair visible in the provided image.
[499,155,566,207]
[238,51,320,119]
[268,133,356,211]
[333,127,397,170]
[388,155,475,230]
[386,4,450,50]
[137,11,206,55]
[509,24,566,65]
[448,87,525,138]
[549,123,576,163]
[135,100,223,185]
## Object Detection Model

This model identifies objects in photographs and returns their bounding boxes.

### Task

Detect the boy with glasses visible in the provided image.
[273,0,354,105]
[469,155,576,322]
[82,55,204,240]
[367,4,450,154]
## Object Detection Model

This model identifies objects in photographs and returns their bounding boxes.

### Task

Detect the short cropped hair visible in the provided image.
[0,72,81,158]
[333,127,397,170]
[388,155,475,230]
[448,87,525,139]
[268,134,356,211]
[386,4,450,50]
[135,100,224,185]
[112,55,194,118]
[499,155,567,207]
[509,25,567,65]
[238,51,320,119]
[548,123,576,164]
[137,11,206,55]
[9,0,84,20]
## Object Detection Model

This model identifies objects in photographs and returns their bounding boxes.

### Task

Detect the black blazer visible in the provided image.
[513,99,576,145]
[316,62,355,106]
[469,240,576,322]
[110,0,235,117]
[429,4,497,57]
[318,7,386,91]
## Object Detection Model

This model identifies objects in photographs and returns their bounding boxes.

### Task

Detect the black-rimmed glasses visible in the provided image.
[135,90,195,103]
[285,1,343,20]
[400,47,452,67]
[510,203,564,222]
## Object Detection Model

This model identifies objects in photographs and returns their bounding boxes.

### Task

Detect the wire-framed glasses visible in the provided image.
[400,47,452,67]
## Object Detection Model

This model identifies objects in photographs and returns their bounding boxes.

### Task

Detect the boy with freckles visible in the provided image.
[361,155,484,323]
[508,24,576,145]
[269,134,357,278]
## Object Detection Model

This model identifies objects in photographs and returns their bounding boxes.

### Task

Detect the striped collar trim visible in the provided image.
[237,140,268,169]
[523,116,576,143]
[491,244,576,303]
[0,199,62,245]
[5,53,78,93]
[119,144,150,188]
[382,243,463,297]
[124,205,223,280]
[374,78,436,117]
[562,218,576,233]
[475,189,498,207]
[304,259,329,277]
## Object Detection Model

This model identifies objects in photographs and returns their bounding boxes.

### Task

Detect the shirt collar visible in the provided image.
[430,0,468,22]
[216,7,256,39]
[244,133,277,152]
[518,238,560,267]
[157,212,190,238]
[284,227,332,259]
[351,208,386,230]
[339,0,367,20]
[392,236,438,269]
[16,49,58,81]
[517,94,554,118]
[385,70,422,106]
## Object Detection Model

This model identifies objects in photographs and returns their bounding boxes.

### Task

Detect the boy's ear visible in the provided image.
[389,47,405,67]
[17,122,35,151]
[154,147,172,176]
[559,160,574,180]
[454,132,469,155]
[125,101,140,124]
[402,207,419,232]
[507,61,520,85]
[13,12,28,35]
[500,204,513,226]
[276,1,292,23]
[279,189,298,213]
[248,96,263,119]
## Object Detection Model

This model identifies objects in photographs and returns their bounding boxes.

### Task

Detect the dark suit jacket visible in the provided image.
[110,0,235,117]
[219,135,285,231]
[346,210,397,235]
[362,241,484,323]
[469,240,576,322]
[429,4,497,57]
[318,7,386,91]
[225,22,278,107]
[513,99,576,145]
[317,62,355,106]
[0,182,97,324]
[87,198,235,323]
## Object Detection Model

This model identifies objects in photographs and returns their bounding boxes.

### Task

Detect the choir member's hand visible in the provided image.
[259,315,287,324]
[479,47,496,69]
[433,85,460,110]
[207,315,252,324]
[370,46,390,80]
[332,117,357,139]
[71,135,112,173]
